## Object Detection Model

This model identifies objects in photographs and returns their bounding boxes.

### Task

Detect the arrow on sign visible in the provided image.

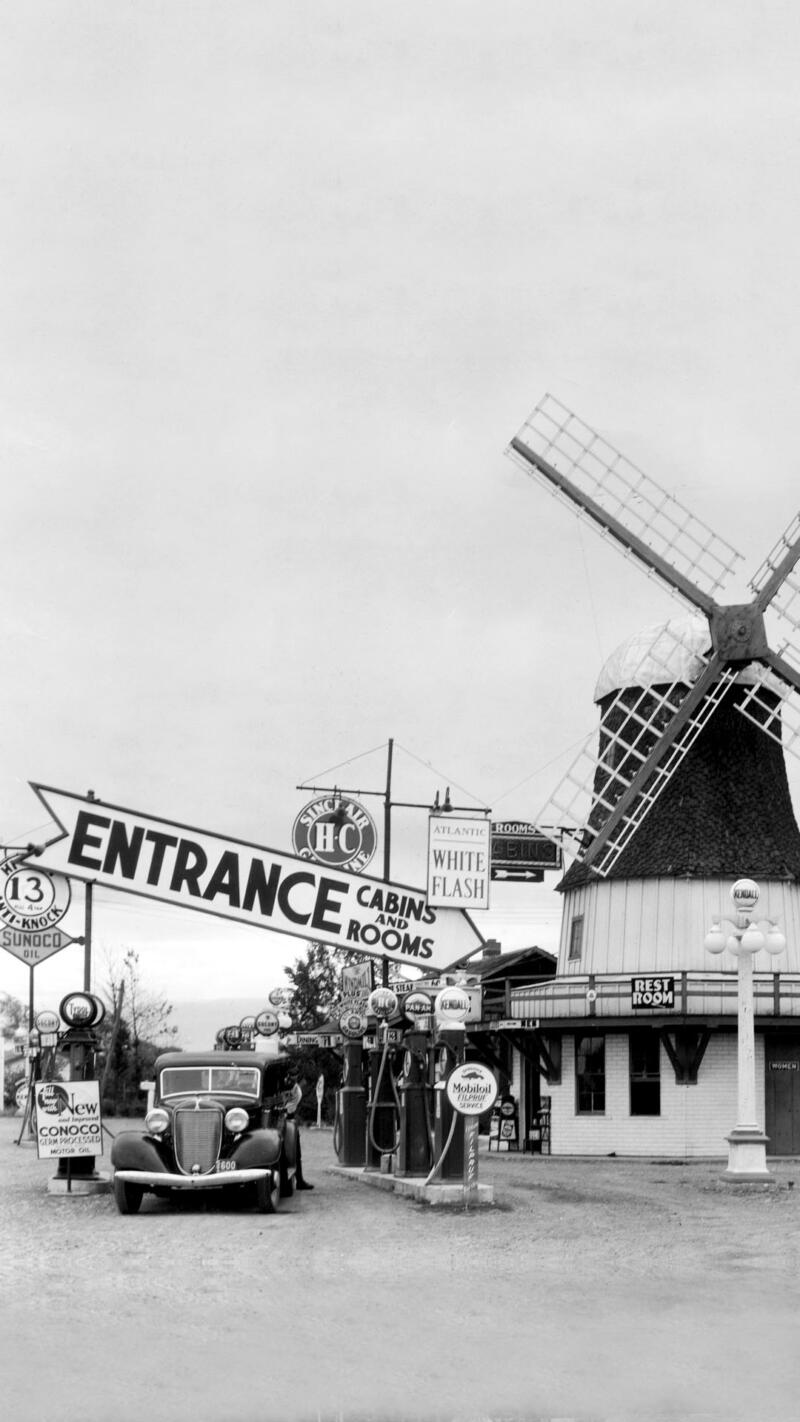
[490,868,544,882]
[27,784,485,973]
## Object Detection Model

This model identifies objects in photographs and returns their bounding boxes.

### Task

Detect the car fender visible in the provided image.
[230,1126,282,1170]
[111,1131,171,1174]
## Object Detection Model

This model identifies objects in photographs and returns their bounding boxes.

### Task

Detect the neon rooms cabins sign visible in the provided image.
[27,785,484,972]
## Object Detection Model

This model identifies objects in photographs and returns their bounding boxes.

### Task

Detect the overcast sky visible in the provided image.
[3,3,800,1018]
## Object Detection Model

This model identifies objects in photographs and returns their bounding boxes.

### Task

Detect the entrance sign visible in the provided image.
[0,857,71,932]
[34,1080,102,1159]
[28,785,484,972]
[1,927,74,965]
[292,796,377,872]
[427,816,490,910]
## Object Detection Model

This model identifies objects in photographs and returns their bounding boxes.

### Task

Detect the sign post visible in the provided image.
[445,1062,499,1209]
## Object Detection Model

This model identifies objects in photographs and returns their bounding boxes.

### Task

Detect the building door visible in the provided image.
[765,1037,800,1155]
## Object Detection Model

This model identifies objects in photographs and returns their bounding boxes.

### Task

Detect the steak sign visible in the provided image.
[27,785,484,972]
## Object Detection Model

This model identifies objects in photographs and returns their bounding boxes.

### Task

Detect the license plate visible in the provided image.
[215,1160,237,1172]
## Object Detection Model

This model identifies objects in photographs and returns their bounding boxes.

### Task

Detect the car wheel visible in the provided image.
[254,1170,280,1214]
[113,1177,144,1215]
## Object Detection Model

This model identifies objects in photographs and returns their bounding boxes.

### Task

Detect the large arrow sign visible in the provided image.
[27,785,485,973]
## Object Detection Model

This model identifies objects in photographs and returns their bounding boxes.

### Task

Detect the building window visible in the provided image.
[576,1033,605,1113]
[568,915,584,961]
[629,1031,661,1116]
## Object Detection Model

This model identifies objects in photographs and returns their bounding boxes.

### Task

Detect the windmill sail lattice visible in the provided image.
[507,394,800,878]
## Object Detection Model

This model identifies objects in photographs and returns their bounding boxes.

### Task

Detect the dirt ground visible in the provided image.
[3,1114,800,1422]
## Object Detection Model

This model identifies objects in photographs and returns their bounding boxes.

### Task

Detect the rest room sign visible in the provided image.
[631,976,675,1009]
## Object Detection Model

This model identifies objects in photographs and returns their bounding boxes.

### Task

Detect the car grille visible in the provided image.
[173,1103,223,1175]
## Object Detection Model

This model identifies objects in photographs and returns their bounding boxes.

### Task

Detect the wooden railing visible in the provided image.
[508,971,800,1022]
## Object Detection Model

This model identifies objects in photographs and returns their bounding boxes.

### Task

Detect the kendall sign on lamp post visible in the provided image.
[25,785,484,973]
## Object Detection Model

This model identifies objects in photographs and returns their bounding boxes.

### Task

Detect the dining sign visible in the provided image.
[27,785,484,972]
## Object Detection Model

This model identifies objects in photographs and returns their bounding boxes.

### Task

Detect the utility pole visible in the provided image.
[298,737,490,985]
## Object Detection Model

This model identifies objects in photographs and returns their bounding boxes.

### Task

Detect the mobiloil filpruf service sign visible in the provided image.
[26,785,484,973]
[292,795,377,872]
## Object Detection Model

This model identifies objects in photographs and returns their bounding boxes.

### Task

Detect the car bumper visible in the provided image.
[113,1168,272,1190]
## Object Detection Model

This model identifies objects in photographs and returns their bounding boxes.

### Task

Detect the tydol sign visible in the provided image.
[27,785,484,972]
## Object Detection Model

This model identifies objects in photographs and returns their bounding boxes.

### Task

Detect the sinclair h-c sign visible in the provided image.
[25,785,484,973]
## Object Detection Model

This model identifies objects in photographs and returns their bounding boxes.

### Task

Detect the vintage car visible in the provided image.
[110,1051,299,1215]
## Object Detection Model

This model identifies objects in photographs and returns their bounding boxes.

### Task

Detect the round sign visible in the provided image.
[292,796,378,872]
[435,986,471,1022]
[367,987,398,1020]
[59,992,105,1029]
[34,1009,61,1035]
[239,1015,257,1033]
[445,1063,499,1117]
[339,1010,369,1039]
[403,991,433,1022]
[731,878,760,913]
[255,1009,280,1037]
[0,860,71,932]
[268,987,291,1008]
[223,1025,243,1047]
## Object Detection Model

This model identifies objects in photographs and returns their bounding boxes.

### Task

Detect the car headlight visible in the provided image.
[145,1107,169,1135]
[225,1107,249,1134]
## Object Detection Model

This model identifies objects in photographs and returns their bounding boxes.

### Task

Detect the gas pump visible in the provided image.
[334,1016,368,1167]
[431,1021,466,1180]
[53,991,106,1183]
[365,987,402,1170]
[394,1028,433,1178]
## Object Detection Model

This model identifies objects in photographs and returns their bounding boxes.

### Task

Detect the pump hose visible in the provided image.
[332,1089,342,1158]
[423,1108,459,1187]
[367,1029,402,1157]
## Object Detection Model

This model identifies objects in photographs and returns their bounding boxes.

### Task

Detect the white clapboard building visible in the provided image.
[508,619,800,1158]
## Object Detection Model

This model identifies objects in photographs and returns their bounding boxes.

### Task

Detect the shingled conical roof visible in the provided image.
[560,626,800,891]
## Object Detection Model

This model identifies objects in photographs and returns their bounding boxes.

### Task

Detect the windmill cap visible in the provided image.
[594,614,778,701]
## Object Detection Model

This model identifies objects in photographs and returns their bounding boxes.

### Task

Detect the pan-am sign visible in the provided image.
[27,785,484,973]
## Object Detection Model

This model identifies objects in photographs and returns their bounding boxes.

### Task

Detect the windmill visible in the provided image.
[506,394,800,883]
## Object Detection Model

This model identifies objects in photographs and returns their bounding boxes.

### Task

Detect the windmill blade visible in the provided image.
[531,622,734,876]
[749,510,800,678]
[735,661,800,769]
[507,394,743,610]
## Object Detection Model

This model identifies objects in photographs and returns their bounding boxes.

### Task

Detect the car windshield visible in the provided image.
[160,1066,261,1099]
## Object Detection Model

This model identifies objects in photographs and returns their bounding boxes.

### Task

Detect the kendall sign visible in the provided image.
[27,785,484,972]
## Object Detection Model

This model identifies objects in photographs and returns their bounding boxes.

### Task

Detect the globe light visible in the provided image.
[704,924,727,955]
[740,924,766,954]
[726,933,743,956]
[764,926,787,957]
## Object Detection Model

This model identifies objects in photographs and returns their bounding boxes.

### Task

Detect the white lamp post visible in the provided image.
[704,878,786,1180]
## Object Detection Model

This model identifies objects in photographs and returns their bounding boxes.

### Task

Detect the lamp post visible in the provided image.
[704,877,786,1180]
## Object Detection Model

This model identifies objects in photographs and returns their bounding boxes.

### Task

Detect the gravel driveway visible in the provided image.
[3,1113,800,1422]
